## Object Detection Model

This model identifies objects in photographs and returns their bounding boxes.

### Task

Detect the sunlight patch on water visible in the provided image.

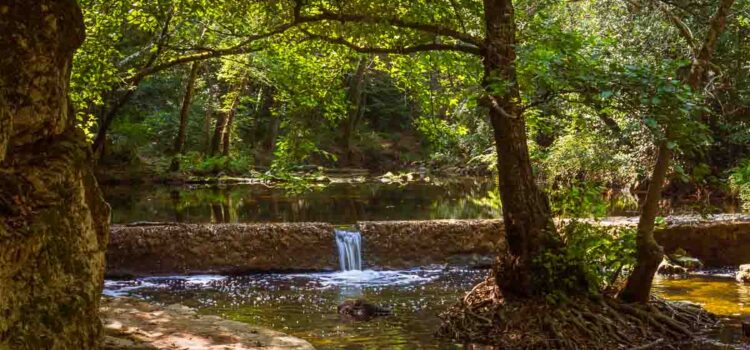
[653,273,750,317]
[104,275,227,296]
[288,268,442,288]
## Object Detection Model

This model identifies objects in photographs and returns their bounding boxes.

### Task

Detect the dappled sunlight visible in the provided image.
[653,275,750,316]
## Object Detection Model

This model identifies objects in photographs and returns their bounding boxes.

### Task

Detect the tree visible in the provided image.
[298,0,576,298]
[0,0,110,348]
[173,61,202,156]
[619,0,736,303]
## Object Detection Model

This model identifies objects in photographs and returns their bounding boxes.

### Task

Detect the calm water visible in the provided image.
[105,270,750,349]
[102,178,741,224]
[105,268,487,349]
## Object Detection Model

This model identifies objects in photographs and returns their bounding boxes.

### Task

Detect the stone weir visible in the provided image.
[106,216,750,277]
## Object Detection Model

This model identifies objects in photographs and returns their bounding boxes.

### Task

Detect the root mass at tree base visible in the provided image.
[437,278,720,349]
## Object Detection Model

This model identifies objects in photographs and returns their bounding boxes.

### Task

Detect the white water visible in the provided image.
[335,229,362,271]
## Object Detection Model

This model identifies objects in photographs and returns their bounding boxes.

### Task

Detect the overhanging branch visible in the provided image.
[302,30,481,56]
[299,8,483,48]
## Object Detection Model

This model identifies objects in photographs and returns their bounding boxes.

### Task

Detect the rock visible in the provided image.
[657,259,688,276]
[743,317,750,338]
[666,249,703,271]
[337,299,391,321]
[736,264,750,283]
[446,254,496,269]
[671,256,703,270]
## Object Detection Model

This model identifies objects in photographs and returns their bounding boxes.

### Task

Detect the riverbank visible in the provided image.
[101,297,314,350]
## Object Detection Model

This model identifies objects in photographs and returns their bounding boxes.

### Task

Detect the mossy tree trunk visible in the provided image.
[0,1,110,349]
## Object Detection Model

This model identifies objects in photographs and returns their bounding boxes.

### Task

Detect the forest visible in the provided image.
[1,0,750,349]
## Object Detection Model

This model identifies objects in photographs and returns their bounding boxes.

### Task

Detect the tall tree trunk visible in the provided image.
[203,78,216,154]
[173,61,201,155]
[482,0,564,298]
[341,57,369,164]
[620,0,735,303]
[221,81,244,157]
[209,113,226,157]
[259,87,278,164]
[618,140,671,303]
[0,1,110,348]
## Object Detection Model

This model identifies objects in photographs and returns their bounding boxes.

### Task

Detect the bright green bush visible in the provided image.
[176,152,254,176]
[534,221,637,300]
[729,160,750,211]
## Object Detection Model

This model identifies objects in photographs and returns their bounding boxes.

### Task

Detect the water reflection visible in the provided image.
[103,178,742,224]
[103,179,501,224]
[653,274,750,316]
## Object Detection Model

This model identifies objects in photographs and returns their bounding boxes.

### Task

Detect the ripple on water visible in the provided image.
[105,269,750,349]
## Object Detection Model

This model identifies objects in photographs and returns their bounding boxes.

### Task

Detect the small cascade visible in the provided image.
[335,229,362,271]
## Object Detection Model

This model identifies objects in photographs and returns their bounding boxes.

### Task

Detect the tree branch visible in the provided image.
[299,8,483,48]
[655,0,699,54]
[302,30,481,56]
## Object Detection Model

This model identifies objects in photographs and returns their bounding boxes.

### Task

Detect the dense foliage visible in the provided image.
[73,1,748,209]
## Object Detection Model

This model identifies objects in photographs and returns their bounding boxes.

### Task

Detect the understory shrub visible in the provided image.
[176,152,254,175]
[729,160,750,211]
[534,221,637,301]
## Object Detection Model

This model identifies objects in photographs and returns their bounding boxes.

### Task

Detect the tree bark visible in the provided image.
[203,73,216,154]
[618,140,670,303]
[482,0,564,298]
[209,112,226,157]
[221,81,245,157]
[0,1,110,348]
[341,57,369,164]
[173,61,201,155]
[620,0,735,303]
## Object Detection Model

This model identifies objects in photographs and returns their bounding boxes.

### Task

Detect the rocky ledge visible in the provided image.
[101,297,314,350]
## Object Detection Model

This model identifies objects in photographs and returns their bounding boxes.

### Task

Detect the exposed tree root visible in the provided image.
[437,277,720,349]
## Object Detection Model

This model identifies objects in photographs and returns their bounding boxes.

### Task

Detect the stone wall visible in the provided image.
[107,223,336,277]
[656,221,750,268]
[357,220,504,268]
[106,217,750,276]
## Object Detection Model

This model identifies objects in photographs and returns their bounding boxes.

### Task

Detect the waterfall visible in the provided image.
[335,229,362,271]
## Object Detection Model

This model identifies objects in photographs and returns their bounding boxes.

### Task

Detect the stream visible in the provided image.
[102,179,749,348]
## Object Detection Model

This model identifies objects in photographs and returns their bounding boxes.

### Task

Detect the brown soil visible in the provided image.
[101,297,314,350]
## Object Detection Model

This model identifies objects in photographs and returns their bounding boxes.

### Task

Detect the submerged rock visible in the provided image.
[736,264,750,283]
[337,299,392,321]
